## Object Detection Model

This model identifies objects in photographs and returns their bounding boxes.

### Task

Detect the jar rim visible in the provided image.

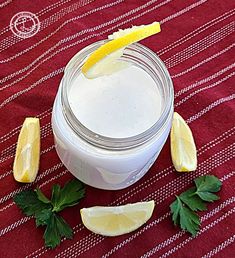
[61,40,174,150]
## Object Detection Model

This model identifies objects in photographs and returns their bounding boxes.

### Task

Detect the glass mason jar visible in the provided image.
[52,40,174,190]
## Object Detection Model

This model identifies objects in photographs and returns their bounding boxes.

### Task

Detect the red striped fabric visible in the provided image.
[0,0,234,257]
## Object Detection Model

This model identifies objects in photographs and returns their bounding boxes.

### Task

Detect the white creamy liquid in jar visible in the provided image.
[68,65,162,138]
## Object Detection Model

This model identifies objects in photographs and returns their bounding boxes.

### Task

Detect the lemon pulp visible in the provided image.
[80,201,155,236]
[170,112,197,172]
[13,117,40,183]
[81,201,154,236]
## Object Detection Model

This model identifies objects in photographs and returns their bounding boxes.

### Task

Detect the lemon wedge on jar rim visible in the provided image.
[81,22,161,79]
[170,112,197,172]
[13,117,40,183]
[80,200,155,236]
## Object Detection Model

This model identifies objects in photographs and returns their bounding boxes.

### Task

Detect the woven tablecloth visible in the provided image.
[1,0,235,257]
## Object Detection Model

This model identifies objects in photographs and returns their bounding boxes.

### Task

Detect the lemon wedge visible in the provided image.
[13,117,40,183]
[81,22,161,78]
[170,112,197,172]
[80,200,155,236]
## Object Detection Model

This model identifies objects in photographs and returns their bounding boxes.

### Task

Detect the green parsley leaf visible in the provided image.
[14,179,85,249]
[35,187,51,204]
[193,175,222,202]
[170,175,222,236]
[51,184,61,207]
[51,179,85,212]
[35,209,52,227]
[170,197,180,226]
[170,196,200,236]
[179,187,207,211]
[195,191,220,202]
[43,213,60,248]
[178,203,200,236]
[43,213,73,248]
[54,214,73,239]
[13,190,51,216]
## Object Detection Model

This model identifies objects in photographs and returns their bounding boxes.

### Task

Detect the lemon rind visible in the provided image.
[81,22,161,77]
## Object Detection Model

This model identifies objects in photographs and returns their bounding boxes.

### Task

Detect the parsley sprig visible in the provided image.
[14,179,85,248]
[170,175,222,236]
